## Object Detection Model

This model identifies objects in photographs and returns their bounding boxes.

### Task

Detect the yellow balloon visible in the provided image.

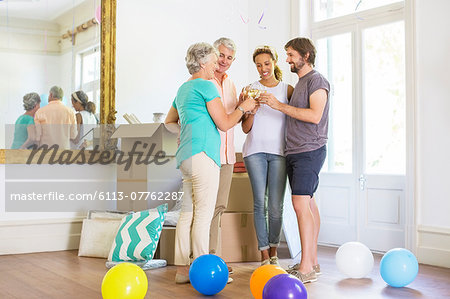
[250,265,287,299]
[101,263,148,299]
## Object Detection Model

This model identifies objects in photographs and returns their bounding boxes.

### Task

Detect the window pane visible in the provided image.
[314,0,403,22]
[316,33,352,173]
[363,21,405,174]
[86,91,94,103]
[93,89,100,119]
[82,50,100,85]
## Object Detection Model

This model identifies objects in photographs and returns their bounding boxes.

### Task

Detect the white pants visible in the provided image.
[174,152,220,266]
[209,164,234,257]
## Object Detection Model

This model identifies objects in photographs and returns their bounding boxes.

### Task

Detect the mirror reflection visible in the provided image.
[0,0,101,149]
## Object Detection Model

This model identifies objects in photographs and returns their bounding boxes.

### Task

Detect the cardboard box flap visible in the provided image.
[111,124,161,139]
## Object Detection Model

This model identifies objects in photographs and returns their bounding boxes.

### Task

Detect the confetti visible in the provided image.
[257,11,267,29]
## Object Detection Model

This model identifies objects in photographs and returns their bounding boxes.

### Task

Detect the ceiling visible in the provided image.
[0,0,92,21]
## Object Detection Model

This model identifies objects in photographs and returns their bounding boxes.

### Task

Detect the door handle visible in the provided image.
[359,174,366,191]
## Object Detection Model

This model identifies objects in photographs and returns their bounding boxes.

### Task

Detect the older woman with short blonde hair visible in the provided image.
[165,42,255,284]
[11,92,41,149]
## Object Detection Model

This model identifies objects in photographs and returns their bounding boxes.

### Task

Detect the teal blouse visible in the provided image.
[11,114,34,149]
[172,79,221,168]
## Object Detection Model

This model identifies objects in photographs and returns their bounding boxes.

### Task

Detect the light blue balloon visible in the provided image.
[380,248,418,287]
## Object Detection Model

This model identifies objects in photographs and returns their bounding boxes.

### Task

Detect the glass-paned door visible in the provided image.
[363,21,406,175]
[315,21,407,251]
[315,33,357,245]
[359,21,406,251]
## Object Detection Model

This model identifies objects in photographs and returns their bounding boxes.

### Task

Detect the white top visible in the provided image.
[242,81,289,157]
[72,110,97,149]
[79,110,97,125]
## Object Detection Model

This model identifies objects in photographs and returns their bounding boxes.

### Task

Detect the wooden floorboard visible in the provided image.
[0,244,448,298]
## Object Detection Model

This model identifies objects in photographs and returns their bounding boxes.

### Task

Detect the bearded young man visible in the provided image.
[260,37,330,284]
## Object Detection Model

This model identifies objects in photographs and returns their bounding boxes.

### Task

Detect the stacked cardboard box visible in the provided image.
[219,212,260,262]
[154,226,176,264]
[219,152,260,262]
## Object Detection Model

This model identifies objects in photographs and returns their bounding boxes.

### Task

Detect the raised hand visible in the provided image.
[259,92,281,110]
[239,95,257,113]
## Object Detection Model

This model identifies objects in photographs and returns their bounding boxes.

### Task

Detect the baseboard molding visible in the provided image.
[417,225,450,268]
[0,217,84,255]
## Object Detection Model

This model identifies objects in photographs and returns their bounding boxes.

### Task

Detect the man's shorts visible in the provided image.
[286,145,327,197]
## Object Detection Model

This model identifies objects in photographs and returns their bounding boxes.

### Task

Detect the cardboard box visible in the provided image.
[227,173,254,213]
[116,156,182,212]
[220,212,260,262]
[111,123,178,155]
[154,226,176,265]
[112,123,182,212]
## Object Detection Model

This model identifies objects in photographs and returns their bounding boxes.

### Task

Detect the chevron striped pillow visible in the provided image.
[108,204,168,262]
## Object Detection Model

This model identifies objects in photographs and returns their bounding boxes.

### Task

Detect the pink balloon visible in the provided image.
[95,5,101,23]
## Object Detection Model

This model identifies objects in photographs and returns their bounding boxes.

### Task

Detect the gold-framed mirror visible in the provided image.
[100,0,116,125]
[0,0,116,163]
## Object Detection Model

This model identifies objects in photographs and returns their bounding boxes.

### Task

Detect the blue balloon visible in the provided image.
[380,248,418,287]
[189,254,228,296]
[263,274,307,299]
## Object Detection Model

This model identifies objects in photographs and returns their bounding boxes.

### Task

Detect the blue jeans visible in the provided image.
[244,153,287,251]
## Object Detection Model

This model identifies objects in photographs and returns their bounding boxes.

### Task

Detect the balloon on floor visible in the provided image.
[380,248,419,287]
[250,264,287,299]
[263,273,307,299]
[336,241,374,278]
[189,254,229,295]
[101,262,148,299]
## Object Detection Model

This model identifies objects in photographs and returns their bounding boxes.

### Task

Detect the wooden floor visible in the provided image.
[0,244,449,298]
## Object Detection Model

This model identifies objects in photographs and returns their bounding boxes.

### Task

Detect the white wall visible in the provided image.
[415,0,450,266]
[242,0,295,149]
[0,18,61,148]
[116,0,248,124]
[0,163,116,254]
[56,0,100,54]
[116,0,292,151]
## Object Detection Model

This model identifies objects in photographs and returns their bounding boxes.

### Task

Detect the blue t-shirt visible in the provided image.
[11,114,34,149]
[172,79,221,168]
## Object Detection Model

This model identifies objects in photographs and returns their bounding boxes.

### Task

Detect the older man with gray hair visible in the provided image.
[34,86,77,149]
[208,37,239,270]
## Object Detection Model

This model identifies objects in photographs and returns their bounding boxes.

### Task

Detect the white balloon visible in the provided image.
[336,241,374,278]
